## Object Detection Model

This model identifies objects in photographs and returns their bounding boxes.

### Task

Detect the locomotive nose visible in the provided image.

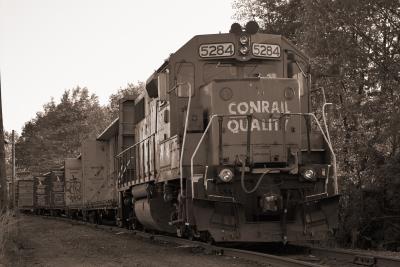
[201,77,301,168]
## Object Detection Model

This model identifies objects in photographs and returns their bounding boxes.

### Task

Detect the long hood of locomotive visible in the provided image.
[200,77,301,166]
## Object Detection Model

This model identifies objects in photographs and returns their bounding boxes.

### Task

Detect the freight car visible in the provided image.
[64,140,118,222]
[114,21,340,243]
[64,97,135,222]
[16,171,35,211]
[33,170,65,215]
[23,99,133,221]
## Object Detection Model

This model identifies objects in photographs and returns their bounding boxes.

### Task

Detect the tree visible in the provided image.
[16,87,110,174]
[233,0,400,249]
[107,82,144,119]
[0,76,7,210]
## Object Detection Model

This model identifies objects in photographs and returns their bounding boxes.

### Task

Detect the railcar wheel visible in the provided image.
[88,211,97,224]
[131,219,142,230]
[116,217,123,228]
[200,231,215,245]
[98,212,103,225]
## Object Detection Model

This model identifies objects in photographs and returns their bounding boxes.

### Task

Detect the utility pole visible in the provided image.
[12,130,15,209]
[0,73,7,211]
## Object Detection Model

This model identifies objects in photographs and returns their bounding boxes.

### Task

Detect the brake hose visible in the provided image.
[240,159,271,194]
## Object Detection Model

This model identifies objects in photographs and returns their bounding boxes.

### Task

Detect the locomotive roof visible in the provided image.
[144,29,309,100]
[97,117,119,141]
[148,31,308,79]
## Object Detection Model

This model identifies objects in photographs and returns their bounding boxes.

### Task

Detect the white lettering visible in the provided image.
[249,101,261,113]
[237,102,249,114]
[271,101,280,113]
[227,120,239,133]
[228,102,237,114]
[261,101,269,113]
[251,119,261,131]
[240,119,248,131]
[225,100,293,133]
[262,119,268,131]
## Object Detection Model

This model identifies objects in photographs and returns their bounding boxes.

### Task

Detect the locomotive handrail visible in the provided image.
[115,133,156,158]
[190,113,255,202]
[115,133,156,186]
[262,112,337,194]
[179,82,192,201]
[189,112,338,199]
[322,102,337,194]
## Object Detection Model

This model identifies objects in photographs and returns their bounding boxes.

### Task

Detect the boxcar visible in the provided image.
[65,157,83,216]
[16,179,34,211]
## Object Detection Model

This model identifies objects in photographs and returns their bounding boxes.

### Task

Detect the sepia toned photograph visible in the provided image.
[0,0,399,266]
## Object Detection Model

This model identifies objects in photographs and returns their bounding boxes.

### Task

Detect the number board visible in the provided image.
[252,43,280,58]
[199,43,235,58]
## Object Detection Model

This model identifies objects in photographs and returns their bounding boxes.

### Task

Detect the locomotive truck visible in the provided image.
[115,21,340,243]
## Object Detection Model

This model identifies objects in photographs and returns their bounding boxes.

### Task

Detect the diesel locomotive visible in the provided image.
[115,21,340,243]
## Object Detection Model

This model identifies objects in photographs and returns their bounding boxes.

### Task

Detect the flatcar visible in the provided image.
[114,21,340,243]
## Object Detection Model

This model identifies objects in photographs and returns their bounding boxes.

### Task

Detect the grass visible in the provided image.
[0,210,19,266]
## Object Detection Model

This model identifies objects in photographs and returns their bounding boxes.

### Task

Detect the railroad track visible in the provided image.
[32,214,400,267]
[308,247,400,267]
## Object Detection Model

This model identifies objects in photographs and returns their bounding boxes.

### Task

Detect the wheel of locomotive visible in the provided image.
[185,226,200,241]
[199,231,215,245]
[131,218,142,231]
[98,211,103,225]
[176,225,185,238]
[88,211,96,224]
[116,217,123,228]
[187,230,194,241]
[83,210,89,222]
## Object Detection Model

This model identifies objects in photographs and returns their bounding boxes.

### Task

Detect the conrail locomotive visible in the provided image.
[18,21,339,244]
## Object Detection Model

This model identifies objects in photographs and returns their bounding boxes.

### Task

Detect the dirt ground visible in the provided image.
[3,215,262,267]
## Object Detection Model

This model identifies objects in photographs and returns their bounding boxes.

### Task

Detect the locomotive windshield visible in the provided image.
[203,62,278,83]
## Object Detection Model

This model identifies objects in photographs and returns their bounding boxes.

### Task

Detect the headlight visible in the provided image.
[302,169,316,181]
[218,168,234,182]
[239,35,249,45]
[239,46,249,55]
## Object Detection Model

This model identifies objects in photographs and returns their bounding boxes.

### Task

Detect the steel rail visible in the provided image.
[31,213,400,267]
[309,247,400,267]
[33,215,400,267]
[33,215,325,267]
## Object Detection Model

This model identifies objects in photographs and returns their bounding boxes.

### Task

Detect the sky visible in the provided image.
[0,0,236,132]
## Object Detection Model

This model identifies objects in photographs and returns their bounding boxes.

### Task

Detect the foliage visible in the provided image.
[15,87,110,174]
[107,82,144,119]
[233,0,400,250]
[15,82,144,174]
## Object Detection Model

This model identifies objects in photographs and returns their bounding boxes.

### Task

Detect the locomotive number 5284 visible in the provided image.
[199,43,235,58]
